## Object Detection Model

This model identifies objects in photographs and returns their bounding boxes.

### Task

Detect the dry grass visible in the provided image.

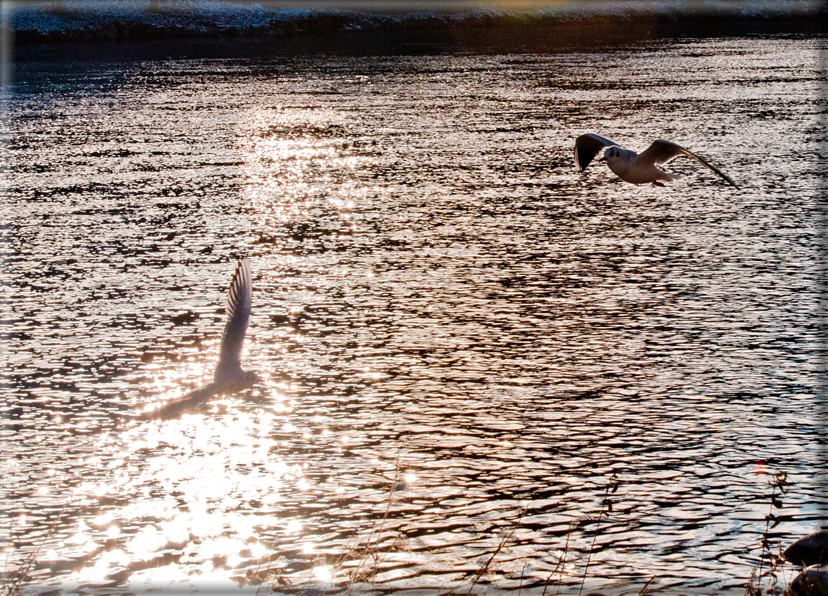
[10,468,804,596]
[255,470,670,596]
[251,467,810,596]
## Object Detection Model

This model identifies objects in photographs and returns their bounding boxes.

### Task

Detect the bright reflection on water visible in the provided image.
[1,37,826,594]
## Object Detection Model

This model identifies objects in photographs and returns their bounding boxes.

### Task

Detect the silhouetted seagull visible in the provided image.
[574,133,739,188]
[136,259,260,420]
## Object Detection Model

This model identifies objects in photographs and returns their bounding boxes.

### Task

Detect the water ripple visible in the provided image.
[1,37,826,595]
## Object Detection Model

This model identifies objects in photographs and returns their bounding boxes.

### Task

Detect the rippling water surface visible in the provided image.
[2,36,827,594]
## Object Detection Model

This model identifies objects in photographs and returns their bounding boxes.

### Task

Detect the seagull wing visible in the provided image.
[574,133,618,172]
[136,383,220,420]
[640,140,739,189]
[214,259,252,382]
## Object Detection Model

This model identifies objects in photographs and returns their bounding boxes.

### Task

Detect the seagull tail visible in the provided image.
[658,171,681,183]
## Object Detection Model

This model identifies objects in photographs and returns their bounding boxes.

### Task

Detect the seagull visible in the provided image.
[574,133,739,189]
[135,259,260,420]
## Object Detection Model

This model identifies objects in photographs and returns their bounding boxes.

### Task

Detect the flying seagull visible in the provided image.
[135,259,260,420]
[574,133,739,189]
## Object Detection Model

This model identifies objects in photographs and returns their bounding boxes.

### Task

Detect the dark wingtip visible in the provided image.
[576,147,594,172]
[724,177,740,190]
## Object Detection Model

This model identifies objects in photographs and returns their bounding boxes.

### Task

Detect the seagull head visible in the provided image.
[598,146,623,163]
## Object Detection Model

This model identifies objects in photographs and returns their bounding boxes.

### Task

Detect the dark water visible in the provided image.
[2,36,827,594]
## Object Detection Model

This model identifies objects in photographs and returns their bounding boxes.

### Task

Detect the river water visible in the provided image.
[2,35,827,595]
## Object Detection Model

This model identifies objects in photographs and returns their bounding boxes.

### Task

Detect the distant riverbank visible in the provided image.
[6,0,828,49]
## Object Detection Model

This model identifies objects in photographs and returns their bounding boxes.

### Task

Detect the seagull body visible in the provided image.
[574,133,739,189]
[136,259,259,421]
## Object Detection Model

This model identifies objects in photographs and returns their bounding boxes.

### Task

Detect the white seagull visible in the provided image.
[136,259,260,420]
[574,133,739,189]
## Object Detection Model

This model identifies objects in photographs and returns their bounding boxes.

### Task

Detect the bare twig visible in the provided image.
[3,499,72,596]
[555,520,575,596]
[467,505,528,596]
[754,470,789,595]
[467,527,515,596]
[518,560,527,596]
[347,451,401,592]
[638,575,656,595]
[578,474,618,596]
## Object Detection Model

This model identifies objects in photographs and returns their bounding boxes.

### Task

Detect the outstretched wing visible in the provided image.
[640,140,739,189]
[574,133,618,172]
[214,259,252,381]
[136,383,220,420]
